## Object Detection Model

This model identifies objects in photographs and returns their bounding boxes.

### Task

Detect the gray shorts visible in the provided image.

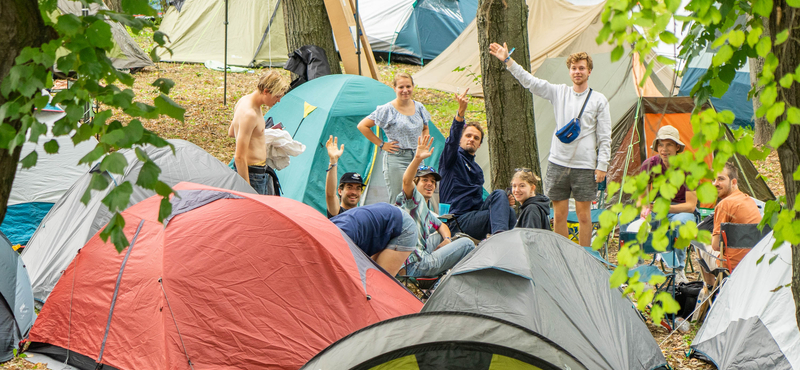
[385,211,418,252]
[545,161,597,202]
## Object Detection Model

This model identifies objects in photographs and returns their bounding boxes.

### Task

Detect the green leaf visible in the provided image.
[767,102,786,124]
[620,206,639,225]
[102,181,133,213]
[747,28,763,47]
[656,292,681,313]
[99,152,128,175]
[752,0,773,17]
[775,30,789,45]
[611,13,628,32]
[43,139,59,154]
[153,30,168,46]
[780,74,795,89]
[712,45,733,66]
[99,213,129,252]
[611,45,624,62]
[158,196,173,222]
[787,107,800,124]
[121,0,156,16]
[86,20,114,50]
[55,14,82,37]
[769,120,791,148]
[81,172,110,205]
[793,166,800,181]
[135,160,161,189]
[660,31,678,44]
[696,182,718,203]
[154,94,185,121]
[788,0,800,7]
[760,85,778,106]
[756,254,765,265]
[756,37,772,57]
[79,144,106,165]
[769,254,779,264]
[151,78,175,95]
[609,266,629,288]
[728,30,745,47]
[20,151,38,169]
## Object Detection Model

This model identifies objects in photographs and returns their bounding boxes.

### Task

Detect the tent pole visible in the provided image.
[355,0,361,76]
[224,0,229,105]
[251,0,283,67]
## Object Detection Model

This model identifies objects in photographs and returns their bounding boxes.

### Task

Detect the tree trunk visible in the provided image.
[767,0,800,328]
[0,0,57,225]
[751,16,773,145]
[104,0,122,13]
[282,0,342,75]
[477,0,540,191]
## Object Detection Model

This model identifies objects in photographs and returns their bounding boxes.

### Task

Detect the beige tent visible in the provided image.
[157,0,288,67]
[415,0,623,96]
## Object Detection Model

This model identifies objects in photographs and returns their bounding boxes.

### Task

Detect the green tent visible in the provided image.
[157,0,288,67]
[266,75,445,214]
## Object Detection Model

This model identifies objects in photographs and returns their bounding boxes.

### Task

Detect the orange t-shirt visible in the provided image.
[713,190,762,271]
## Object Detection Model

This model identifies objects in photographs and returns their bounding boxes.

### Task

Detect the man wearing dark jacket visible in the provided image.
[438,89,516,240]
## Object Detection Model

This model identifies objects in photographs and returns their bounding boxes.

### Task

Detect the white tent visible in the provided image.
[20,140,256,305]
[691,232,798,369]
[0,107,98,246]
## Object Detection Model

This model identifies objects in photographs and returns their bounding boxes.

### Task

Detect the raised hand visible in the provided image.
[415,135,434,160]
[489,42,510,62]
[456,88,469,118]
[326,135,344,162]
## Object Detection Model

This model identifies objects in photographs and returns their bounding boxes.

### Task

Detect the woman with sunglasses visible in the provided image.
[511,168,551,230]
[358,72,431,202]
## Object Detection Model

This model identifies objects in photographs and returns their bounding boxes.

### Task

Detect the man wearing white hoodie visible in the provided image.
[489,43,612,247]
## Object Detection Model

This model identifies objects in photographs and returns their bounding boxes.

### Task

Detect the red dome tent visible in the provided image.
[26,183,422,369]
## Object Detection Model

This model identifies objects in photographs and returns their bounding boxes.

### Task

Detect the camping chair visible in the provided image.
[396,275,441,300]
[694,222,772,322]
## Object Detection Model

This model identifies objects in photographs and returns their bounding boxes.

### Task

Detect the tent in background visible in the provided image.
[21,140,255,305]
[0,107,98,246]
[678,47,754,129]
[359,0,478,65]
[690,232,797,369]
[607,96,774,206]
[157,0,288,67]
[423,229,669,370]
[26,183,422,370]
[266,74,445,214]
[57,0,154,71]
[302,312,587,369]
[0,232,36,363]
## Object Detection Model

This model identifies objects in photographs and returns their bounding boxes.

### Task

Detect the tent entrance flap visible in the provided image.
[250,0,283,67]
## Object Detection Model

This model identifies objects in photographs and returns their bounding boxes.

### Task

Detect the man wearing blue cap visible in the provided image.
[397,135,475,277]
[325,136,365,218]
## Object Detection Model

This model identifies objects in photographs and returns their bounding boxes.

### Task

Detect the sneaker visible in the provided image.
[675,269,689,285]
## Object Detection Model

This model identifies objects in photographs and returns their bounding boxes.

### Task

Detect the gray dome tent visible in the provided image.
[21,140,255,306]
[423,229,669,370]
[0,232,36,362]
[302,311,586,370]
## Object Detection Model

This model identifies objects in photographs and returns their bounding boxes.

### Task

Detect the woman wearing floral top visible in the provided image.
[358,73,431,202]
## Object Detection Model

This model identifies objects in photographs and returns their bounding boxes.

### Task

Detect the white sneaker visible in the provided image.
[675,269,689,285]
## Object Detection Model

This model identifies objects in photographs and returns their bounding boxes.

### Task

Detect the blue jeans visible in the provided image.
[664,212,698,269]
[456,190,517,240]
[405,233,475,277]
[233,164,270,195]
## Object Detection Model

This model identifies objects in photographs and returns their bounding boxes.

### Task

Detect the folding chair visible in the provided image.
[396,275,441,300]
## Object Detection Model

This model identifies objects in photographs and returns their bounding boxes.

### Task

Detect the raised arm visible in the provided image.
[441,89,469,169]
[403,136,434,199]
[489,42,557,100]
[358,117,398,154]
[325,136,344,216]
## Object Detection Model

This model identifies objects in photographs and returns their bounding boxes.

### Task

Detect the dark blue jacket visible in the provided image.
[438,118,484,215]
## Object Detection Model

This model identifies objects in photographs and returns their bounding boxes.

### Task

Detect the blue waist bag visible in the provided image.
[555,88,592,144]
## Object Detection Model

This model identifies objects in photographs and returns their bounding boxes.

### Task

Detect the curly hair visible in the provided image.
[566,52,593,70]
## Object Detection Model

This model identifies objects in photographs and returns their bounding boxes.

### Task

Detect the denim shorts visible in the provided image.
[385,211,418,252]
[545,161,596,202]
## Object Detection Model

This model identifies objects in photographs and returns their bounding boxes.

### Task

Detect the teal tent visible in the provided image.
[266,75,445,214]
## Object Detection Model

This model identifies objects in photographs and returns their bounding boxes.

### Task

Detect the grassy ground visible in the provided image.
[2,30,786,370]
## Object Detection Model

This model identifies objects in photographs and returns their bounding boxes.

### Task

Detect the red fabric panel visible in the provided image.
[29,182,422,369]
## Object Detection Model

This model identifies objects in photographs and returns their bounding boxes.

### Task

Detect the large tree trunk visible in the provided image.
[0,0,57,225]
[751,16,773,145]
[477,0,541,190]
[282,0,342,75]
[103,0,122,13]
[767,0,800,329]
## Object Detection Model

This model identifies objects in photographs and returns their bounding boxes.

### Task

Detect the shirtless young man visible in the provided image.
[228,71,289,194]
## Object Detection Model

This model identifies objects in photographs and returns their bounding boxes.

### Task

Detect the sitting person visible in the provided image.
[331,203,418,276]
[438,88,516,240]
[511,168,551,230]
[639,125,698,284]
[325,136,364,218]
[396,135,475,278]
[698,162,762,285]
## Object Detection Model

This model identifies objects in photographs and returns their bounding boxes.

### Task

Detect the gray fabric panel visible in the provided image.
[302,312,587,370]
[339,229,381,294]
[164,190,243,225]
[0,233,35,362]
[423,229,667,370]
[692,316,791,370]
[21,139,255,305]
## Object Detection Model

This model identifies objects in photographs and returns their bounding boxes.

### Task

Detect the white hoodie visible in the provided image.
[507,61,612,171]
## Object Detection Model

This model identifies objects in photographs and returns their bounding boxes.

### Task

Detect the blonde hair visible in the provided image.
[512,168,541,189]
[257,71,290,96]
[393,72,414,87]
[566,52,593,70]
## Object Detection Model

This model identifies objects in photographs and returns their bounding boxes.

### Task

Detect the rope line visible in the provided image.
[160,278,195,370]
